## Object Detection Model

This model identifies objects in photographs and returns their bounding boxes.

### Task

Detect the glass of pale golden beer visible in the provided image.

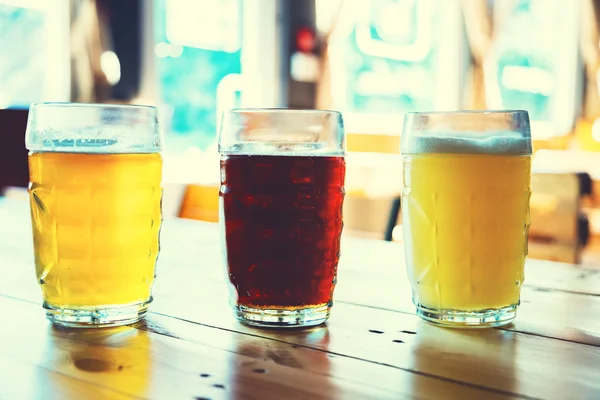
[26,103,163,328]
[401,110,532,328]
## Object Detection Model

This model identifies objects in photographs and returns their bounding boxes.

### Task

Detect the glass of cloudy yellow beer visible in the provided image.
[26,103,163,328]
[401,110,532,328]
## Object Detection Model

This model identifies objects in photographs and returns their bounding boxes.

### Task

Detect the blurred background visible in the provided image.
[2,0,600,265]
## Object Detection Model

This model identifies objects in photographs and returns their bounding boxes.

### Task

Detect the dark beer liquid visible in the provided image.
[220,154,345,309]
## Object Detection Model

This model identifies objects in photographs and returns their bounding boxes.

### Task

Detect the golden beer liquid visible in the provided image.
[28,152,162,308]
[402,153,531,311]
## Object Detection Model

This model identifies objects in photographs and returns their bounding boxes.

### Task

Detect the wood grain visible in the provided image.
[2,200,600,344]
[1,198,600,399]
[146,283,600,400]
[529,173,580,244]
[0,351,135,400]
[0,295,515,400]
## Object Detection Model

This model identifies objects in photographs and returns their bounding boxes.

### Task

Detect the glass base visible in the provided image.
[234,303,331,328]
[43,298,152,328]
[415,302,518,328]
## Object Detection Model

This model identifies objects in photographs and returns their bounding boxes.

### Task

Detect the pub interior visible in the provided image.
[2,1,600,399]
[4,0,600,264]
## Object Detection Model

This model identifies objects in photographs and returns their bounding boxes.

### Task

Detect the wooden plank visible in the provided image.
[4,284,592,400]
[4,240,599,350]
[0,352,136,400]
[154,213,600,296]
[154,218,600,348]
[0,296,512,400]
[139,313,515,400]
[0,198,600,398]
[146,283,600,400]
[331,269,600,347]
[3,211,600,349]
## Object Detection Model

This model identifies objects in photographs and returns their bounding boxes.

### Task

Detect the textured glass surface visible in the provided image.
[401,111,532,327]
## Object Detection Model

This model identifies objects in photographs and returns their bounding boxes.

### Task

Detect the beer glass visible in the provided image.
[219,109,346,328]
[401,110,532,328]
[26,103,163,328]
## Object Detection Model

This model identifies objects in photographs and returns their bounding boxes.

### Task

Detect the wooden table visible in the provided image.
[1,198,599,400]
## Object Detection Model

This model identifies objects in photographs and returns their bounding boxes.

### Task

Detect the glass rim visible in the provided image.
[404,109,528,117]
[219,108,345,156]
[226,108,342,116]
[29,102,157,111]
[402,109,532,155]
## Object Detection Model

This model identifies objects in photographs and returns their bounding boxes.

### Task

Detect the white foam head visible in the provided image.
[401,111,533,156]
[404,130,532,155]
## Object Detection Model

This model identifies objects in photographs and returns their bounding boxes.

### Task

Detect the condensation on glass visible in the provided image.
[26,102,163,328]
[401,110,532,328]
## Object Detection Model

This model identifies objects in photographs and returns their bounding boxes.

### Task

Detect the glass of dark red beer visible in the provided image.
[218,109,346,328]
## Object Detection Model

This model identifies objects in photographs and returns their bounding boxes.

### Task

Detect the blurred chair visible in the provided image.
[160,182,219,222]
[0,109,29,194]
[528,172,591,264]
[343,153,403,239]
[346,134,401,154]
[177,184,220,223]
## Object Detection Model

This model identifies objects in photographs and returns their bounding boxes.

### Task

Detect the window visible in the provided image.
[0,0,69,108]
[484,0,580,139]
[152,0,242,153]
[320,0,463,134]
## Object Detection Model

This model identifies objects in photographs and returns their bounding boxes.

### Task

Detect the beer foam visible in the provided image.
[403,131,532,155]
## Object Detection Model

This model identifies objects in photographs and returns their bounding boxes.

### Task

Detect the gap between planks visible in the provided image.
[0,292,540,400]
